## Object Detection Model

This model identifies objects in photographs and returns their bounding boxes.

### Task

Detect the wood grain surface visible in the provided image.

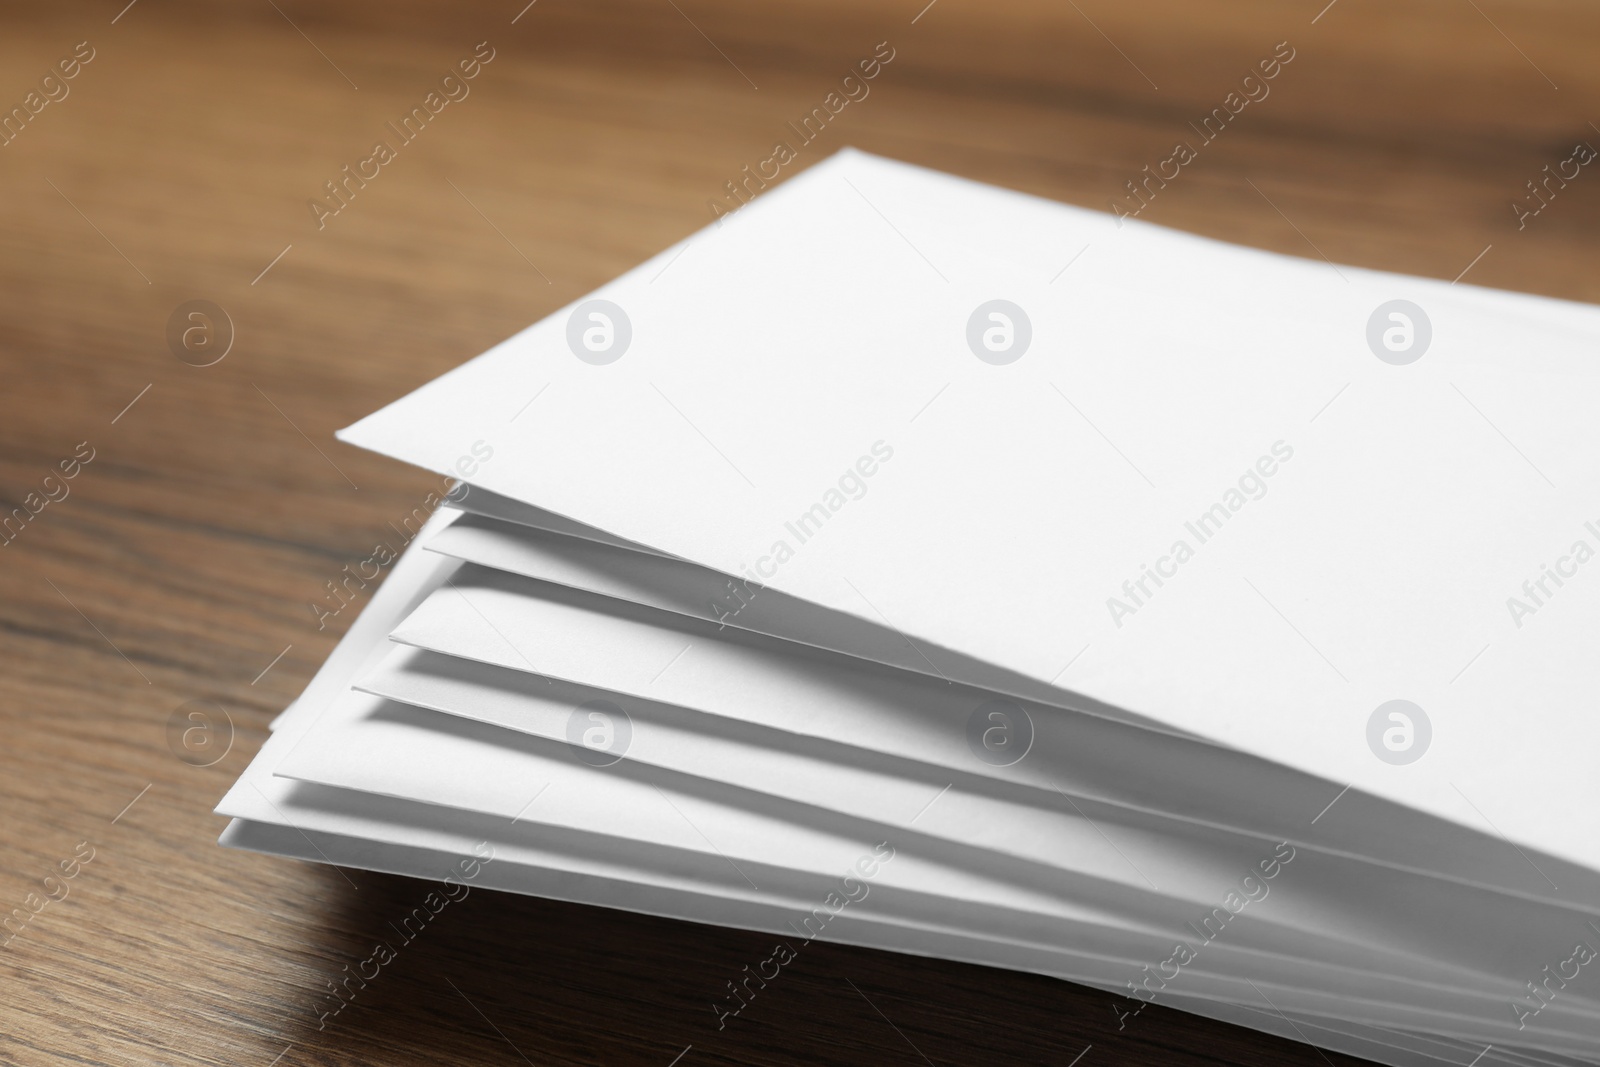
[2,1,1597,1064]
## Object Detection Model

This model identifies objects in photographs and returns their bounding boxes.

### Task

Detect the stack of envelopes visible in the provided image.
[219,150,1600,1066]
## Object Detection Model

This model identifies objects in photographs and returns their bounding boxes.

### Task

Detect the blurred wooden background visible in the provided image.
[2,1,1596,1064]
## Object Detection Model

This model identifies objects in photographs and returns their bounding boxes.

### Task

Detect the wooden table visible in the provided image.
[3,1,1596,1064]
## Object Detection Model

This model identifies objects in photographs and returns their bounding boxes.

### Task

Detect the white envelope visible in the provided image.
[350,636,1600,1017]
[420,507,1599,907]
[215,516,1596,1060]
[337,149,1600,882]
[221,818,1576,1067]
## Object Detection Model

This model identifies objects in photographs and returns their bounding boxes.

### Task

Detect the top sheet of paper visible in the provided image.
[340,149,1600,878]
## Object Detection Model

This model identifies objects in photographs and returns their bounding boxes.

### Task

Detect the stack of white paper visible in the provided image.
[219,150,1600,1065]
